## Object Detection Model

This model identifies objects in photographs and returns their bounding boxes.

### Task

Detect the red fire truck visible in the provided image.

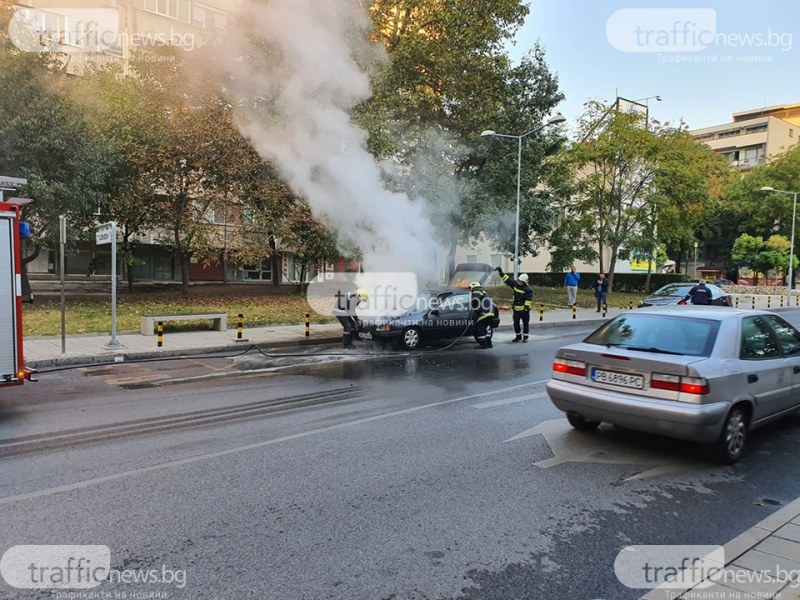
[0,200,29,388]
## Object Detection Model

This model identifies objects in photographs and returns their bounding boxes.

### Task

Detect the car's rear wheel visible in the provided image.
[712,405,748,464]
[399,327,421,350]
[485,324,493,340]
[566,413,601,431]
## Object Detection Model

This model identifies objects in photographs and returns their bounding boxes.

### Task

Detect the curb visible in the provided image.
[642,496,800,599]
[26,336,342,370]
[25,319,604,371]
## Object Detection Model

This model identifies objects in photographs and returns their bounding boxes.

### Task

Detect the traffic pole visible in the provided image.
[157,321,164,348]
[305,313,310,337]
[539,305,544,322]
[572,305,576,320]
[234,313,248,342]
[602,303,607,318]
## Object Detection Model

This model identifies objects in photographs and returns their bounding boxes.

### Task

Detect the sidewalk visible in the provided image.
[643,497,800,599]
[23,307,625,369]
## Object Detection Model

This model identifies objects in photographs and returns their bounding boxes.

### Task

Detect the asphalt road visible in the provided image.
[2,317,800,600]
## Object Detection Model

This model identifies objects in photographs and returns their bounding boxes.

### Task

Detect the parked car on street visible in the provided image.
[638,282,732,307]
[357,288,500,350]
[546,307,800,463]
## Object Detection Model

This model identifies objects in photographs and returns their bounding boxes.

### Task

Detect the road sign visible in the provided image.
[96,222,115,245]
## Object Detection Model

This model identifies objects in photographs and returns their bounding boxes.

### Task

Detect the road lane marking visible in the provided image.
[504,419,711,480]
[0,380,549,505]
[472,391,548,409]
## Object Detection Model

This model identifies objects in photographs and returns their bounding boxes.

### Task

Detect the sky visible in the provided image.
[508,0,800,133]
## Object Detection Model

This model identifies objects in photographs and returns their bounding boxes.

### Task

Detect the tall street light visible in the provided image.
[481,113,566,279]
[761,186,800,303]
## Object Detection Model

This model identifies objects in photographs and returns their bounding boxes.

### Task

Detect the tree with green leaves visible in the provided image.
[361,1,564,275]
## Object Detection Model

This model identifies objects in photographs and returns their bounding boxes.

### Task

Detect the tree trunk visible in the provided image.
[607,245,619,291]
[181,252,190,296]
[447,237,458,281]
[598,240,605,274]
[644,264,652,293]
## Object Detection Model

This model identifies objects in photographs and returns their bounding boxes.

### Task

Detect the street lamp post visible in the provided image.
[693,241,698,279]
[761,186,800,303]
[481,113,566,279]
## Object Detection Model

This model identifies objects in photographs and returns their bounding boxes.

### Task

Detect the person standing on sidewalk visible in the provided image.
[332,288,368,349]
[564,265,580,307]
[593,273,609,312]
[496,267,532,342]
[469,282,494,349]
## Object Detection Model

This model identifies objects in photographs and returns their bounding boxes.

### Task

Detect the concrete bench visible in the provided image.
[140,313,227,335]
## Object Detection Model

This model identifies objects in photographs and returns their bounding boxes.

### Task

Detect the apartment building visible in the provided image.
[690,103,800,171]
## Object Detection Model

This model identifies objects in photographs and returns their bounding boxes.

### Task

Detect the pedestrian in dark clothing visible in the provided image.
[496,267,532,342]
[469,282,494,349]
[684,280,712,305]
[593,273,609,312]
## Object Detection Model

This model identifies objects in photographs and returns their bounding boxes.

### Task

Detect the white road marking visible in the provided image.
[0,381,547,505]
[472,391,548,409]
[504,419,711,481]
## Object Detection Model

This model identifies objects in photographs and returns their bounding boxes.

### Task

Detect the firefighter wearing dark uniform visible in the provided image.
[469,281,494,349]
[684,280,712,305]
[496,267,532,342]
[332,288,368,348]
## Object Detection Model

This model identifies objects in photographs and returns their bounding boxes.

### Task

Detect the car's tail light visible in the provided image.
[651,373,681,392]
[553,358,586,377]
[679,376,709,395]
[651,373,709,395]
[384,324,392,332]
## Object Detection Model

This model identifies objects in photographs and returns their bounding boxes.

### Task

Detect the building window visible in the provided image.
[242,261,272,282]
[144,0,190,22]
[466,254,477,264]
[745,125,768,134]
[718,129,742,138]
[191,4,227,31]
[490,254,503,268]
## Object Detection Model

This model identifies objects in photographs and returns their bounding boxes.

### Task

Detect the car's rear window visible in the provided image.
[652,284,693,297]
[584,314,720,357]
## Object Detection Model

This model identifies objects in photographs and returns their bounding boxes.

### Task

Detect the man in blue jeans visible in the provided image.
[593,272,609,312]
[564,265,580,307]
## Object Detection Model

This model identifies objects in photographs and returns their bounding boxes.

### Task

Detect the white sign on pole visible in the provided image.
[96,222,114,245]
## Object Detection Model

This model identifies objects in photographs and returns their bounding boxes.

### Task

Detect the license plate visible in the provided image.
[358,331,373,339]
[590,368,644,389]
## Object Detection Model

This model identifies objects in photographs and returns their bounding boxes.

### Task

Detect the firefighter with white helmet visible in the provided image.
[333,288,369,349]
[469,281,494,349]
[496,267,533,342]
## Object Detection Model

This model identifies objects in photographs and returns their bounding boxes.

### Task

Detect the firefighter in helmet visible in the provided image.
[496,267,532,342]
[333,288,368,349]
[469,281,494,349]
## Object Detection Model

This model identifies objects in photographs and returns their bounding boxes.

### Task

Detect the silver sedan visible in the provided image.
[546,306,800,463]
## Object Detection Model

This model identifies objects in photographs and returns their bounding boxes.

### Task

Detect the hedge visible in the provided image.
[525,272,690,293]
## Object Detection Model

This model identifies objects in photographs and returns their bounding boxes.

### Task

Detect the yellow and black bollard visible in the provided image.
[735,297,740,308]
[628,301,633,310]
[602,303,607,317]
[305,313,310,337]
[156,321,164,348]
[768,296,772,309]
[781,296,785,308]
[572,305,577,320]
[796,295,799,307]
[752,296,756,309]
[539,305,544,322]
[237,313,244,340]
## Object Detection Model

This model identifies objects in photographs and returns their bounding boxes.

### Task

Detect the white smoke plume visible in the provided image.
[224,0,439,280]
